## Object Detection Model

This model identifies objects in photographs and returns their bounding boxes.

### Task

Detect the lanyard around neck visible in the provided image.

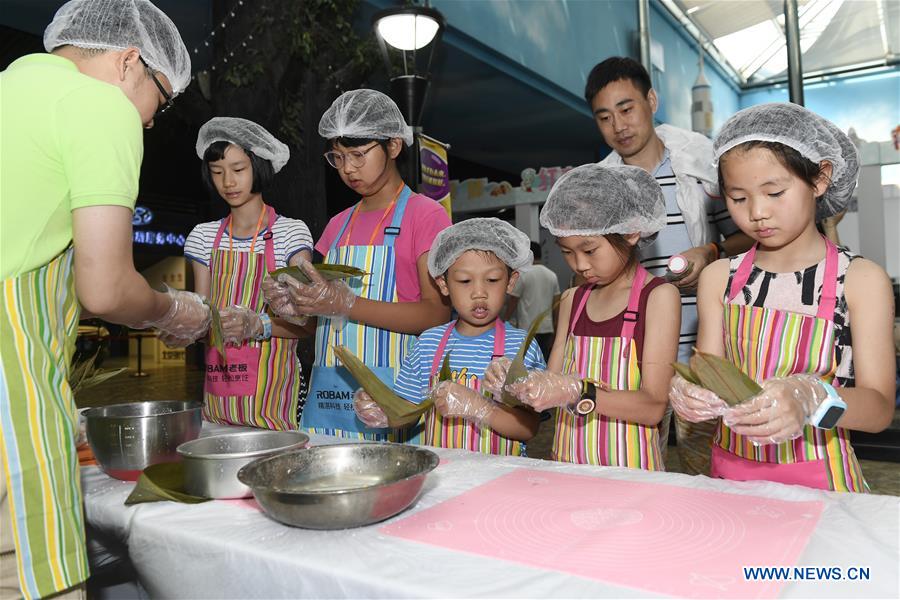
[228,203,267,254]
[341,182,405,247]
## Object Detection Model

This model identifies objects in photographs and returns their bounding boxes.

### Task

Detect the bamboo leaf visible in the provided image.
[689,350,762,406]
[270,263,366,284]
[439,352,452,382]
[125,462,210,505]
[332,345,432,427]
[672,362,701,386]
[500,308,551,407]
[206,300,226,362]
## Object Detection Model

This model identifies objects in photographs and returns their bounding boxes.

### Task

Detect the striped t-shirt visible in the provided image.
[393,320,546,405]
[184,215,313,268]
[638,150,739,362]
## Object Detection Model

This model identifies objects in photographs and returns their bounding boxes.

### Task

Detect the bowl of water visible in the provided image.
[237,443,438,529]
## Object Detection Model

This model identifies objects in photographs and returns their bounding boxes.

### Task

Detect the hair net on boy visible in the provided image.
[540,164,665,241]
[713,102,859,220]
[318,89,414,146]
[196,117,290,173]
[427,218,533,277]
[44,0,192,94]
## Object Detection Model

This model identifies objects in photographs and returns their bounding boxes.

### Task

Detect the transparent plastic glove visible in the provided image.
[429,381,494,426]
[157,331,194,348]
[668,375,728,422]
[353,388,389,429]
[261,276,308,326]
[505,371,582,412]
[723,374,826,445]
[279,259,356,318]
[133,286,210,345]
[481,357,512,398]
[219,305,264,344]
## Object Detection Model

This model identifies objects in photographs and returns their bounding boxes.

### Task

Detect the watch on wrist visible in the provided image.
[575,380,597,416]
[809,380,846,429]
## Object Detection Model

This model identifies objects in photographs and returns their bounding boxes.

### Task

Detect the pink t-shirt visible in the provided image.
[315,193,451,302]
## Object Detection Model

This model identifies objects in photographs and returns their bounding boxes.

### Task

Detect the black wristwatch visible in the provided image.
[575,380,597,415]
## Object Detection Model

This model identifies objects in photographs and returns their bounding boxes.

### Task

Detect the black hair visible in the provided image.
[530,241,542,261]
[717,141,830,199]
[584,56,653,105]
[328,136,407,164]
[605,233,639,271]
[200,140,275,198]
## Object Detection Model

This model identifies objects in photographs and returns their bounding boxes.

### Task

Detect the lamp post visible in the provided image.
[373,4,445,190]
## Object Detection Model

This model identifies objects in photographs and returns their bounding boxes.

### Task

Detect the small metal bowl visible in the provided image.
[177,430,310,499]
[237,443,439,529]
[84,400,202,480]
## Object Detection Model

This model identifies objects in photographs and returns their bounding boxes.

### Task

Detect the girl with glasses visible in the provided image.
[264,89,451,442]
[182,117,314,430]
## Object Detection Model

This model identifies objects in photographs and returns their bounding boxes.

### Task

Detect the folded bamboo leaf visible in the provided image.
[206,300,226,362]
[439,352,452,382]
[689,350,762,406]
[501,308,551,407]
[672,362,701,386]
[125,462,210,505]
[270,263,366,284]
[332,345,432,427]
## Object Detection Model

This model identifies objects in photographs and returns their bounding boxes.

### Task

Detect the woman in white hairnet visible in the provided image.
[263,89,451,441]
[1,1,201,597]
[181,118,314,430]
[669,103,895,492]
[485,164,681,470]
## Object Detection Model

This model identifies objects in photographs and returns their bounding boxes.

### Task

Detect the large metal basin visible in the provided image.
[177,430,310,499]
[237,443,439,529]
[83,401,202,480]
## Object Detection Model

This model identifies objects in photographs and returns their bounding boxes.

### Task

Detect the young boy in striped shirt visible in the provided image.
[353,218,546,455]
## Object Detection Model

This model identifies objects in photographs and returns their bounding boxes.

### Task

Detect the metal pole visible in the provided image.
[638,0,651,73]
[784,0,804,105]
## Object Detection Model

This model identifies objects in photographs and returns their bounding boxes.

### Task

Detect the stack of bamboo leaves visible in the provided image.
[674,350,762,406]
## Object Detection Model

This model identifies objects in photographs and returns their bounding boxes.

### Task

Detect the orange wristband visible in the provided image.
[706,242,720,261]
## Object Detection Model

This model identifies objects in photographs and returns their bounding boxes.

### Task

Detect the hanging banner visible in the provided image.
[419,133,452,218]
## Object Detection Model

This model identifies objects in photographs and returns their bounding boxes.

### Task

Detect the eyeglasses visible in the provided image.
[138,56,174,115]
[323,143,380,169]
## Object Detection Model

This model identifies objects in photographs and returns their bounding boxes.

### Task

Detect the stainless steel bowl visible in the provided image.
[83,400,202,480]
[237,443,439,529]
[177,430,310,499]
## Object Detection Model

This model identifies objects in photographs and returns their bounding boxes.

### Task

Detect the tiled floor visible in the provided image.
[78,358,900,496]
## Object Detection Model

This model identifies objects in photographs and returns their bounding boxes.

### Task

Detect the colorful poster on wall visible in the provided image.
[419,134,452,217]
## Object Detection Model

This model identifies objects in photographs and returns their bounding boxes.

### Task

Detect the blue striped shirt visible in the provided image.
[394,321,547,405]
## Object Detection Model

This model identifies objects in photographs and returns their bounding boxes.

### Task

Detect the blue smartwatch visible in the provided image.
[809,380,846,429]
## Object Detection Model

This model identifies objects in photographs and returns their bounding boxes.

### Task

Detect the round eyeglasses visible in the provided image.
[323,143,380,169]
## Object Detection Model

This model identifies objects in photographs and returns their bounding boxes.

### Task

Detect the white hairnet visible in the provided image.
[318,89,414,146]
[196,117,290,173]
[428,218,533,277]
[540,163,665,242]
[713,103,859,220]
[44,0,191,94]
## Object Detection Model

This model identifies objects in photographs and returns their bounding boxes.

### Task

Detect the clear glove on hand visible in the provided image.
[481,357,512,398]
[429,381,495,426]
[723,374,826,445]
[504,371,582,412]
[261,276,309,326]
[278,259,356,318]
[668,375,728,422]
[353,388,389,429]
[219,305,264,344]
[135,286,210,347]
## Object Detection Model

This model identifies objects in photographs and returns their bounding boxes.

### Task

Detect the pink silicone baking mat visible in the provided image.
[381,469,823,598]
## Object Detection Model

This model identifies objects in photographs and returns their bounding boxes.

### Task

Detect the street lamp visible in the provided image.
[373,4,445,189]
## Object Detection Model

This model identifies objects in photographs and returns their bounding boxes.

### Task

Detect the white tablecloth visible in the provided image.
[83,424,900,598]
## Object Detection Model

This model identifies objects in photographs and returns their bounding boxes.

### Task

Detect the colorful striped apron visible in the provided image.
[0,249,88,598]
[424,321,523,456]
[302,186,421,442]
[713,238,867,492]
[552,266,663,469]
[203,206,301,430]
